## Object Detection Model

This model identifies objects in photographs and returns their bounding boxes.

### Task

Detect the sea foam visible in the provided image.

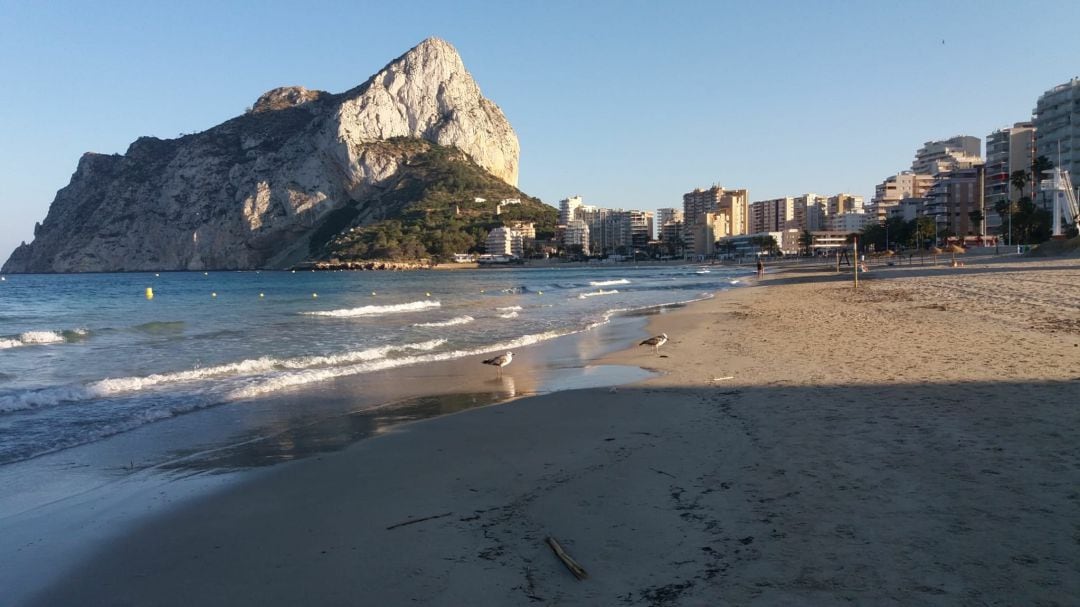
[227,331,566,400]
[579,289,619,299]
[303,300,441,317]
[412,316,475,328]
[0,339,448,413]
[589,279,630,286]
[0,329,85,349]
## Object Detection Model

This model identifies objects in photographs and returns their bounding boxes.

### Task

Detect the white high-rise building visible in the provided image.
[563,219,590,255]
[657,208,683,228]
[485,226,524,258]
[558,196,583,226]
[1034,78,1080,191]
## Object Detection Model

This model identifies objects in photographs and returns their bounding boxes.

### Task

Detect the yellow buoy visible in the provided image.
[211,292,217,298]
[145,287,154,300]
[426,292,431,297]
[259,293,264,298]
[312,293,318,298]
[371,292,376,296]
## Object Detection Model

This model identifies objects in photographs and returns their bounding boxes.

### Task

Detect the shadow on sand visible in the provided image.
[24,378,1080,606]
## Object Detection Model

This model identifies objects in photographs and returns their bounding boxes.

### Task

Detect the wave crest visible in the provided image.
[579,289,619,299]
[0,329,88,349]
[303,300,441,317]
[0,339,447,413]
[412,316,475,328]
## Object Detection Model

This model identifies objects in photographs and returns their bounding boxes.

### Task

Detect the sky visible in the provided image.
[2,0,1079,258]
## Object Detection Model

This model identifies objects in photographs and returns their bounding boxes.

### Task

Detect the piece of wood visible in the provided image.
[385,511,453,530]
[546,536,589,580]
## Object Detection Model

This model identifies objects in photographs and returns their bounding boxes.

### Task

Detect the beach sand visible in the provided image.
[27,257,1080,605]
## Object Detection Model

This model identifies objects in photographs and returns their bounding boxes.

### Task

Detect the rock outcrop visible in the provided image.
[4,37,521,272]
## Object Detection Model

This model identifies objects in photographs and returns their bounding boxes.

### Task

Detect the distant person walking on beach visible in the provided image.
[756,258,765,278]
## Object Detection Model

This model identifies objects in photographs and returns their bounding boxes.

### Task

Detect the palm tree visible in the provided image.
[799,230,814,256]
[1010,170,1030,202]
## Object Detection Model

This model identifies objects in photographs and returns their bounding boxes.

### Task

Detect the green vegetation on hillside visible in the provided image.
[312,138,556,262]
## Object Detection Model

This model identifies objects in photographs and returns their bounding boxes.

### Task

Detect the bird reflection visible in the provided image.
[487,373,516,398]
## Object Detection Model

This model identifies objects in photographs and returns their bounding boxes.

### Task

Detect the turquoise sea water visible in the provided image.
[0,264,746,464]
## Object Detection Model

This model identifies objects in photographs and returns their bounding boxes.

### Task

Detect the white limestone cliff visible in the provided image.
[3,37,520,272]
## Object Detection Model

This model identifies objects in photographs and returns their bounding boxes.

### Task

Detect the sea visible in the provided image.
[0,264,746,467]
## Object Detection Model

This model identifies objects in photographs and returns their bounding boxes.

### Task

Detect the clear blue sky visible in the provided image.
[2,0,1078,258]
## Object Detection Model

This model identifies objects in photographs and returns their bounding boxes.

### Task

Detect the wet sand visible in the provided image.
[23,256,1080,605]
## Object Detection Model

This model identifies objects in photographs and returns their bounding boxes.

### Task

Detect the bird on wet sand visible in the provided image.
[482,351,514,376]
[640,333,668,355]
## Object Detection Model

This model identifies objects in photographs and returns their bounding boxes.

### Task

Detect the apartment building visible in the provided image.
[912,136,983,175]
[869,172,934,222]
[485,226,524,258]
[984,123,1035,233]
[924,165,986,237]
[749,197,800,234]
[690,212,731,257]
[657,208,683,229]
[558,195,584,226]
[794,193,828,231]
[562,219,590,255]
[660,220,683,248]
[827,211,869,233]
[628,210,654,249]
[1034,78,1080,190]
[827,193,864,215]
[682,186,749,253]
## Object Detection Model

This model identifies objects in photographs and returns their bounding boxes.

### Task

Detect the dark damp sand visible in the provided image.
[20,257,1080,605]
[0,314,654,605]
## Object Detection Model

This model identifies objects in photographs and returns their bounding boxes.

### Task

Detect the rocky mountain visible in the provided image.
[4,37,540,273]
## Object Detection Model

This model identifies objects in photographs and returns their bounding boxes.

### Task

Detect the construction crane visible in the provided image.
[1040,168,1079,238]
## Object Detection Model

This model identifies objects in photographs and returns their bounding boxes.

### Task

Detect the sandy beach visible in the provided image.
[25,256,1080,606]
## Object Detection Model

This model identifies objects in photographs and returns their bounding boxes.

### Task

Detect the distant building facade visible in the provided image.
[682,186,749,254]
[563,219,590,255]
[912,136,983,175]
[485,226,524,258]
[1034,78,1079,192]
[657,208,683,229]
[558,195,584,226]
[826,211,869,233]
[924,165,986,237]
[749,197,800,234]
[869,172,934,223]
[984,122,1035,233]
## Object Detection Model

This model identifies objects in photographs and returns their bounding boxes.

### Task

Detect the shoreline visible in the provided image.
[14,257,1080,605]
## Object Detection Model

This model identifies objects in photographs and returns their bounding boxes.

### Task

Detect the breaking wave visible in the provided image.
[579,289,619,299]
[0,339,447,413]
[0,329,88,349]
[302,300,441,317]
[412,316,475,328]
[227,330,567,400]
[589,279,630,286]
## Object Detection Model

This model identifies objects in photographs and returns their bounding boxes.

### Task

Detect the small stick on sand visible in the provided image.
[546,536,589,580]
[385,511,453,530]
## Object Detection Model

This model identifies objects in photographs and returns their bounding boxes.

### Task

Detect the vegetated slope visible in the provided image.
[314,139,555,262]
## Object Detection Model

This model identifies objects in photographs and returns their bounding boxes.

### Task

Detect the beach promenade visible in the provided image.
[29,257,1080,606]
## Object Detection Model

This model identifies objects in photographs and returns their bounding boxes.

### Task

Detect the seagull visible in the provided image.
[640,333,668,355]
[482,351,514,376]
